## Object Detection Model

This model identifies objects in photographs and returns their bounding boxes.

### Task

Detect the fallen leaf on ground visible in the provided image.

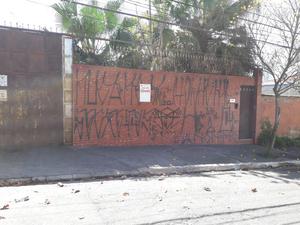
[57,182,64,187]
[15,196,29,203]
[203,187,211,192]
[74,190,80,194]
[0,205,9,210]
[123,192,129,196]
[158,176,165,181]
[251,188,257,193]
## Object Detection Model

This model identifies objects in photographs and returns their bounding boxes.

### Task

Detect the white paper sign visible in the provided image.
[0,75,7,87]
[140,84,151,102]
[0,90,7,102]
[229,98,236,103]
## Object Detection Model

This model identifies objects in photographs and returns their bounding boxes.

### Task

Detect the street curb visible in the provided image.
[1,160,299,187]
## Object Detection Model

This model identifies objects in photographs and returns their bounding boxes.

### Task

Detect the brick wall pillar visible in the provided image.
[254,68,263,143]
[62,37,73,144]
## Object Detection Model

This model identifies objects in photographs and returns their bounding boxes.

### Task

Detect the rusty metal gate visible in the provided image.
[0,29,63,149]
[239,86,256,139]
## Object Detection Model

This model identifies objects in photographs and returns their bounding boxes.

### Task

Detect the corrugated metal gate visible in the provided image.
[0,29,63,149]
[239,86,256,139]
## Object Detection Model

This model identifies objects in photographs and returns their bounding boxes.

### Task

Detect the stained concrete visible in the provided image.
[0,145,299,182]
[0,169,300,225]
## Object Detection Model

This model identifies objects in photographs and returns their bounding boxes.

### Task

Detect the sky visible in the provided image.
[0,0,147,31]
[0,0,283,31]
[0,0,60,30]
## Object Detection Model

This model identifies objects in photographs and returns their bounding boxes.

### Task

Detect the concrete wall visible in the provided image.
[260,95,300,138]
[62,38,73,144]
[73,64,259,147]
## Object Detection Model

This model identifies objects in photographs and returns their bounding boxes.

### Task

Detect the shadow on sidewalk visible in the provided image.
[0,144,299,182]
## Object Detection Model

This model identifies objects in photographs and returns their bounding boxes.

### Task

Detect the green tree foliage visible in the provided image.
[53,0,259,74]
[166,0,259,73]
[52,0,135,64]
[121,0,259,73]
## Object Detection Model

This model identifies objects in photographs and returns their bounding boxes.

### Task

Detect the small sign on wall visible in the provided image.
[140,84,151,102]
[0,90,7,102]
[229,98,236,103]
[0,75,7,87]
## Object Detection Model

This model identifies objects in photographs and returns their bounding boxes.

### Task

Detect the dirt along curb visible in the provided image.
[1,160,300,187]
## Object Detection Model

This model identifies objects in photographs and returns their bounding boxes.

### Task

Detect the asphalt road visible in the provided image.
[0,169,300,225]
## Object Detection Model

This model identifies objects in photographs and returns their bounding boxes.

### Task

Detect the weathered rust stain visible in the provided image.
[0,29,63,149]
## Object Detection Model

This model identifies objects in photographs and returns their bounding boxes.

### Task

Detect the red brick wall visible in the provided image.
[260,95,300,137]
[73,64,256,146]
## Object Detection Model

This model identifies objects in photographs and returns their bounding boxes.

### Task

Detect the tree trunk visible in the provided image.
[268,94,281,154]
[158,23,164,71]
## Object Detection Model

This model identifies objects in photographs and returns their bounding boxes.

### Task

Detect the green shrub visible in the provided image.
[274,136,295,149]
[257,120,300,149]
[257,120,273,147]
[293,137,300,147]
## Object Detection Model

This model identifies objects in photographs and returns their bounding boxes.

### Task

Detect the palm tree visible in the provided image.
[130,0,259,73]
[52,0,134,64]
[166,0,259,73]
[169,0,257,50]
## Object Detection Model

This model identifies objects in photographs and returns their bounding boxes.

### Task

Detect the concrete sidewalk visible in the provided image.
[1,144,300,186]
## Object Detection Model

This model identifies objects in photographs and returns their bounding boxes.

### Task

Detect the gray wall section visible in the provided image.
[262,85,300,97]
[0,29,63,149]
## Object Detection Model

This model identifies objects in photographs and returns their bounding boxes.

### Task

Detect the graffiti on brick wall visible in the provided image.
[73,67,237,145]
